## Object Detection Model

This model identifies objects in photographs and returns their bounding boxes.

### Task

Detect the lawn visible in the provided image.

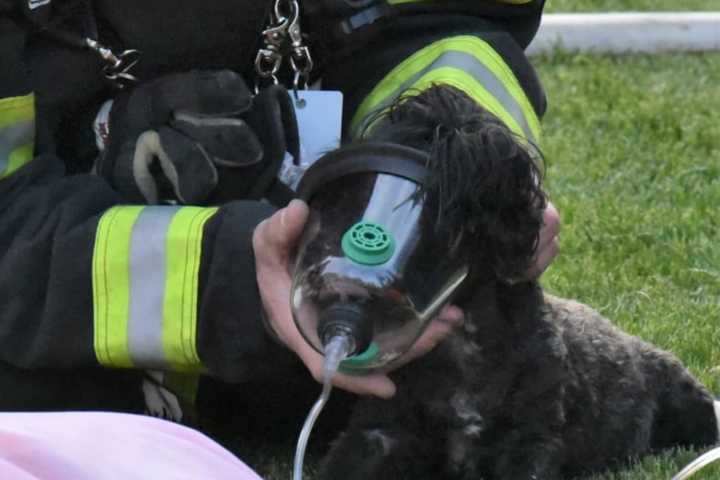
[547,0,720,12]
[536,50,720,479]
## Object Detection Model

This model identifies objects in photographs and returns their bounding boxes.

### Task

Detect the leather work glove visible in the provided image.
[96,69,299,204]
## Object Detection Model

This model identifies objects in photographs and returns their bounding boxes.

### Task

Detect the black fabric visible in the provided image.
[0,155,116,370]
[0,362,145,413]
[0,16,29,98]
[94,0,273,80]
[0,152,297,402]
[196,200,300,382]
[306,0,544,69]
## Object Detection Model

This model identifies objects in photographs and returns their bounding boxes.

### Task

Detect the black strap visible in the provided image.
[24,0,99,50]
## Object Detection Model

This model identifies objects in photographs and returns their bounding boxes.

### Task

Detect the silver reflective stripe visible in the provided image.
[127,206,180,368]
[355,50,536,143]
[0,120,33,176]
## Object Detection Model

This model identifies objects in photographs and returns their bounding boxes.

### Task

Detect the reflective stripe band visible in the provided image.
[127,206,179,368]
[93,205,218,371]
[351,36,541,143]
[0,94,35,179]
[163,207,218,369]
[93,206,143,368]
[410,67,525,138]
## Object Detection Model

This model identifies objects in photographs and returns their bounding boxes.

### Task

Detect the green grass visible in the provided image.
[535,51,720,478]
[547,0,720,12]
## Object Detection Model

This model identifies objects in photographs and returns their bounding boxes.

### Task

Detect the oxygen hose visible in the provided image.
[671,446,720,480]
[292,334,353,480]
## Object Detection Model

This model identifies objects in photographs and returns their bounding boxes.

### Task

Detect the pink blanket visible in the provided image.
[0,411,263,479]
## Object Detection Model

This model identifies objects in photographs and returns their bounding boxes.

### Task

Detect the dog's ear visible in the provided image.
[366,85,547,282]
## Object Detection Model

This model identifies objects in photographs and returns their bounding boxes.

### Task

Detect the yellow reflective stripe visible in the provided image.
[464,36,541,140]
[93,206,218,371]
[163,207,218,371]
[0,94,34,130]
[5,144,33,177]
[351,35,540,141]
[411,67,524,138]
[1,94,35,179]
[93,206,144,368]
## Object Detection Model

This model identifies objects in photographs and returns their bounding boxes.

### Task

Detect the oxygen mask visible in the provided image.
[291,143,469,372]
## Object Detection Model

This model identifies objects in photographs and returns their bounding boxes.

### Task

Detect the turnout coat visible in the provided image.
[0,0,546,425]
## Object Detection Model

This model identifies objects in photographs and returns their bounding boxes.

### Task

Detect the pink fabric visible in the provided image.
[0,411,264,479]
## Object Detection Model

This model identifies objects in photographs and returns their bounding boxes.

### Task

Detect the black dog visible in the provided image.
[318,85,720,479]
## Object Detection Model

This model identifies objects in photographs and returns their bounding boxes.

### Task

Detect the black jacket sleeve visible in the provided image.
[0,15,296,385]
[312,0,547,136]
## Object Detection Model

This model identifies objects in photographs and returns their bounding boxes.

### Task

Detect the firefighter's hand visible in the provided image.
[253,199,463,399]
[526,201,560,280]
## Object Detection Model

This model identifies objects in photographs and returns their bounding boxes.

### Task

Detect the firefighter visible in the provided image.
[0,0,558,422]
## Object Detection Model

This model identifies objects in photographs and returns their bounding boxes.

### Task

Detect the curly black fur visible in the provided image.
[319,85,719,480]
[366,86,546,282]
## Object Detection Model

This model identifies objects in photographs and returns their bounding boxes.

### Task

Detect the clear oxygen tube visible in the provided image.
[671,446,720,480]
[292,333,354,480]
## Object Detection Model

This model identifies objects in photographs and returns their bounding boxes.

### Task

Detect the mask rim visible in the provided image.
[296,142,430,201]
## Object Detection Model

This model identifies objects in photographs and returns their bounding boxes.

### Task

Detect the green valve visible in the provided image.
[341,222,395,265]
[339,342,380,373]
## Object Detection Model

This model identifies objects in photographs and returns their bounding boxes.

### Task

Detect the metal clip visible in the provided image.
[86,38,140,88]
[286,0,302,48]
[254,47,283,84]
[290,47,313,91]
[286,0,313,91]
[255,1,293,91]
[255,0,314,92]
[261,9,291,50]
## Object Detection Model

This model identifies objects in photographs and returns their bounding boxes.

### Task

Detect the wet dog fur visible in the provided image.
[318,86,719,479]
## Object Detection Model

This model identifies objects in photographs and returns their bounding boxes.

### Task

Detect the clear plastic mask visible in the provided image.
[291,160,468,372]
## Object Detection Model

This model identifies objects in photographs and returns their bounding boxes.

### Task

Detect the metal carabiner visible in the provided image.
[254,47,283,87]
[286,0,302,48]
[261,12,291,50]
[86,38,140,88]
[103,49,141,87]
[286,0,313,90]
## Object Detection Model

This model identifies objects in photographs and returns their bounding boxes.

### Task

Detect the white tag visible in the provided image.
[279,90,343,189]
[93,100,114,151]
[29,0,51,9]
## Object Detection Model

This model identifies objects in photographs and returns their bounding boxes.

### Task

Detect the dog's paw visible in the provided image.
[141,370,183,422]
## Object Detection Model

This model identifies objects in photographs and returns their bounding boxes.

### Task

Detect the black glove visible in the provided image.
[97,69,299,204]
